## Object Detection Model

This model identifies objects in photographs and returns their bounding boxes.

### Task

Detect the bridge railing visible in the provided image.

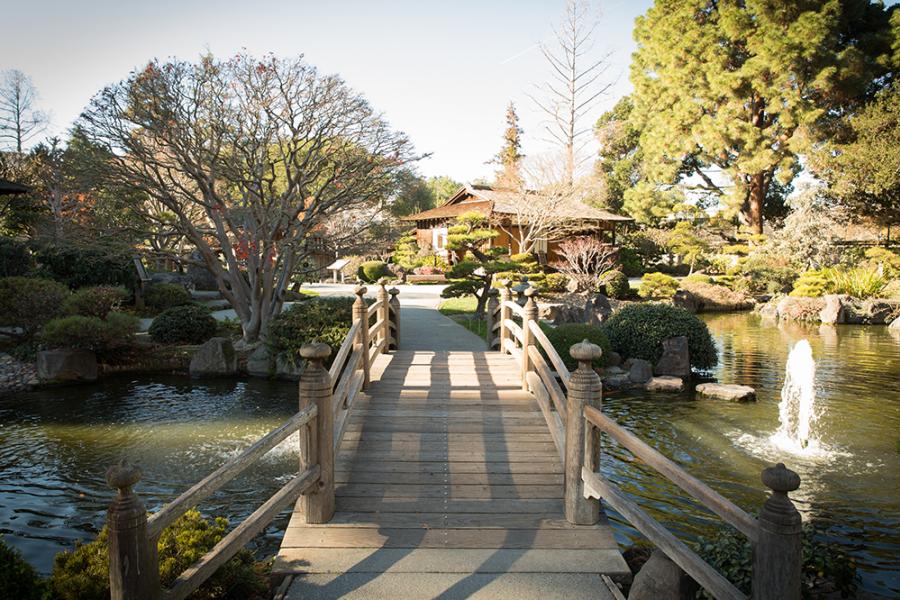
[497,284,803,600]
[103,282,400,600]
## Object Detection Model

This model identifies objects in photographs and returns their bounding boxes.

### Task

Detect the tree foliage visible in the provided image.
[594,96,641,214]
[491,102,524,187]
[442,211,506,317]
[0,69,47,153]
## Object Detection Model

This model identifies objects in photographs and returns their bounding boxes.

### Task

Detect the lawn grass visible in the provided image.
[438,296,487,339]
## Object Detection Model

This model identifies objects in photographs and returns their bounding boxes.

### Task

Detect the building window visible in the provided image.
[433,227,449,250]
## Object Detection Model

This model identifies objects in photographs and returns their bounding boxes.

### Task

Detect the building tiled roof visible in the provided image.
[0,179,29,195]
[401,184,633,223]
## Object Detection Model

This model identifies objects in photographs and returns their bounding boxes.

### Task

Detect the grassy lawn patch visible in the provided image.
[438,296,487,339]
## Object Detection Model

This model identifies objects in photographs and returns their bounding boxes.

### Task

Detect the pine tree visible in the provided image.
[491,102,524,188]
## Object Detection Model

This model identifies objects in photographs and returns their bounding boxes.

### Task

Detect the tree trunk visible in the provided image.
[748,172,767,234]
[474,278,492,319]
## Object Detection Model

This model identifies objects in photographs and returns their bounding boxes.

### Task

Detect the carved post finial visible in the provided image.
[753,463,802,600]
[298,342,334,524]
[106,459,142,495]
[570,339,602,370]
[300,342,331,365]
[564,340,602,525]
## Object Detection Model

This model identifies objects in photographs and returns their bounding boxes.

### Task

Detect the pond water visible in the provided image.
[0,313,897,595]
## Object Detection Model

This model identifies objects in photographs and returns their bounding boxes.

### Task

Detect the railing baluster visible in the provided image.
[352,285,370,389]
[377,278,390,354]
[297,343,334,524]
[388,287,401,350]
[106,461,160,600]
[753,463,802,600]
[565,341,601,525]
[486,288,500,349]
[499,279,512,353]
[521,287,537,389]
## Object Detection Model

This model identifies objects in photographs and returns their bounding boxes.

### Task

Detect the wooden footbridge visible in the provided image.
[102,282,805,600]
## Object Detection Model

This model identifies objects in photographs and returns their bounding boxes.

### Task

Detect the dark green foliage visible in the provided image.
[0,276,69,339]
[0,237,32,277]
[31,244,134,289]
[50,509,269,600]
[63,285,129,319]
[150,305,217,345]
[145,283,192,312]
[392,232,421,270]
[604,303,718,370]
[602,270,630,299]
[0,535,46,600]
[40,312,138,359]
[357,260,391,283]
[695,523,858,600]
[617,247,644,277]
[267,297,355,364]
[540,323,611,371]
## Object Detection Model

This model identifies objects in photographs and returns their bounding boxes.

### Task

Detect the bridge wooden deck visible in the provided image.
[274,350,629,599]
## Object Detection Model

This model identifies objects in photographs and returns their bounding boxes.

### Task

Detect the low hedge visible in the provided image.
[267,297,356,364]
[603,303,718,370]
[638,272,679,299]
[40,312,139,359]
[144,283,192,312]
[63,286,129,319]
[0,277,69,339]
[149,305,217,345]
[602,270,629,299]
[540,323,611,371]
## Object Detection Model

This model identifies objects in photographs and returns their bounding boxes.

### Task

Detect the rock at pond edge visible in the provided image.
[695,382,756,402]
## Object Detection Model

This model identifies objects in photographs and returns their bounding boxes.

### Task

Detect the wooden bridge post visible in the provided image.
[498,279,512,354]
[377,278,390,354]
[388,287,400,350]
[353,285,370,389]
[298,342,334,524]
[753,463,802,600]
[486,288,500,350]
[565,341,602,525]
[106,460,160,600]
[520,287,538,389]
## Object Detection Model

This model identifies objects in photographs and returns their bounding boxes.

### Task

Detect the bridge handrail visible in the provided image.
[104,282,401,600]
[496,283,803,600]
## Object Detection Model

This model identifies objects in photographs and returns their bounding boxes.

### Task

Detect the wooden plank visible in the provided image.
[584,405,758,542]
[529,346,568,421]
[328,321,360,384]
[281,527,614,549]
[334,460,563,474]
[528,319,571,388]
[349,408,547,420]
[290,511,605,530]
[340,431,554,442]
[341,423,550,434]
[331,347,362,412]
[334,471,564,486]
[333,370,364,449]
[334,483,563,499]
[504,319,524,343]
[148,406,317,538]
[334,497,563,514]
[582,469,745,600]
[336,450,563,463]
[526,371,565,461]
[503,300,525,317]
[339,439,558,453]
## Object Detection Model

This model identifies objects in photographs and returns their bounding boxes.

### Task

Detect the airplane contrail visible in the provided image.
[500,43,539,65]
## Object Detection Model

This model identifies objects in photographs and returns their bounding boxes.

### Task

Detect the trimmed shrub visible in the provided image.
[638,272,679,299]
[0,276,69,339]
[540,272,568,293]
[40,312,138,358]
[0,535,46,600]
[602,270,630,299]
[682,273,712,285]
[0,237,31,277]
[144,283,192,312]
[540,323,611,371]
[31,244,134,289]
[603,303,718,370]
[50,509,268,600]
[149,305,217,345]
[357,260,391,283]
[63,286,129,319]
[267,297,356,364]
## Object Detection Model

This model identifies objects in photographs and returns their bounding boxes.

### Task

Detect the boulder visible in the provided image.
[186,250,219,291]
[247,344,273,378]
[843,298,900,325]
[654,336,691,379]
[36,349,98,383]
[150,271,191,287]
[628,549,696,600]
[695,382,756,402]
[819,294,849,325]
[671,289,699,314]
[775,296,826,322]
[627,358,653,384]
[646,376,685,393]
[602,372,632,390]
[605,350,623,368]
[189,337,237,377]
[275,354,305,381]
[584,294,613,326]
[890,316,900,330]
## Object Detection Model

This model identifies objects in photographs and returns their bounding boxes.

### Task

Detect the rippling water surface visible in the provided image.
[0,313,897,595]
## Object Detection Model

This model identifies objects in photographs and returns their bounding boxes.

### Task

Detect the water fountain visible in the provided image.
[771,339,818,454]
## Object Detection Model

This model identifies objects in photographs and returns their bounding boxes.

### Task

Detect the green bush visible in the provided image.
[790,270,830,298]
[0,237,31,277]
[0,276,69,339]
[602,270,630,299]
[682,273,712,285]
[144,283,192,312]
[31,244,134,289]
[267,297,356,364]
[603,303,718,370]
[40,312,138,358]
[64,285,130,319]
[827,267,887,298]
[540,323,611,371]
[734,254,797,295]
[149,305,217,344]
[357,260,391,283]
[617,247,644,277]
[638,272,679,299]
[0,535,46,600]
[540,272,568,293]
[50,509,268,600]
[695,523,858,600]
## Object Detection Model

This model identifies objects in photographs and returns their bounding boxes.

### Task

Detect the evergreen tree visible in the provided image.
[594,96,641,214]
[491,102,524,188]
[629,0,895,233]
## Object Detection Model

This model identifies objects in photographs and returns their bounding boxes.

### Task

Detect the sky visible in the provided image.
[1,0,652,183]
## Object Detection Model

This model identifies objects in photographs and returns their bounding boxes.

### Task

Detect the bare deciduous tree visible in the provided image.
[0,70,48,153]
[79,53,417,343]
[530,0,614,185]
[553,235,616,292]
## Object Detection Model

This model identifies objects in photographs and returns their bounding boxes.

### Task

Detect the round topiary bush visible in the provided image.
[540,323,612,371]
[602,270,630,299]
[144,283,192,312]
[638,272,679,299]
[0,277,70,339]
[603,303,718,370]
[40,313,138,358]
[63,286,129,319]
[357,260,391,283]
[149,305,217,344]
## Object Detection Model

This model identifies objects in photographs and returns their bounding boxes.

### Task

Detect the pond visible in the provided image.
[0,313,897,595]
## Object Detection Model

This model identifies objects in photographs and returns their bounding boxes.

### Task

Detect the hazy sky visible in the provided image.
[1,0,651,182]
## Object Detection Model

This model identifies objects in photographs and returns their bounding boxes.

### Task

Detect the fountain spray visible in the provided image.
[777,340,817,450]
